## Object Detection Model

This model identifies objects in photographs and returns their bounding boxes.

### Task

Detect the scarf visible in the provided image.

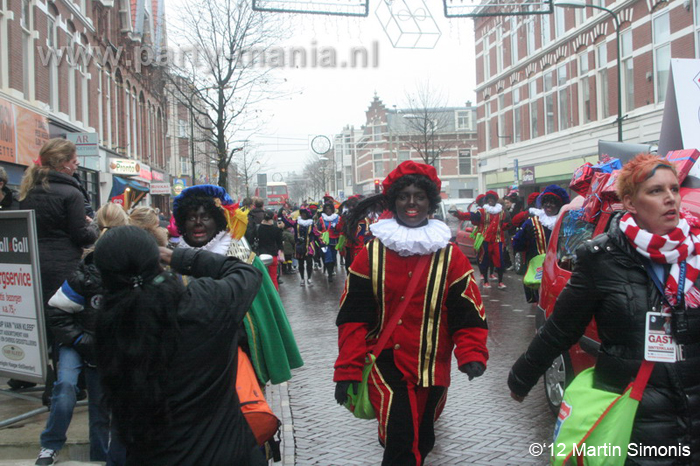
[619,212,700,308]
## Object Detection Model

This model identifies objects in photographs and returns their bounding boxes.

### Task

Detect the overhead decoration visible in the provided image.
[376,0,441,49]
[252,0,369,16]
[443,0,553,17]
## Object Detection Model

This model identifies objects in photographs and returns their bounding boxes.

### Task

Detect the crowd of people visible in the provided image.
[2,137,697,465]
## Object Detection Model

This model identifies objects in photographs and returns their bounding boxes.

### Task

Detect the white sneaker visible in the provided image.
[35,448,58,465]
[307,279,313,286]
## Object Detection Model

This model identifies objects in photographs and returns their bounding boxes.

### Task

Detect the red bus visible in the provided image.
[255,182,289,206]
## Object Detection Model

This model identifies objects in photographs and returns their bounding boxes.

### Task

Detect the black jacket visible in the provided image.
[0,185,19,210]
[127,248,265,466]
[509,213,700,465]
[45,252,101,365]
[19,171,98,306]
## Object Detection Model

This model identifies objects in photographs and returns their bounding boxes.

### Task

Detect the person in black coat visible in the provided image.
[94,226,265,466]
[0,167,19,210]
[509,154,699,465]
[18,138,98,325]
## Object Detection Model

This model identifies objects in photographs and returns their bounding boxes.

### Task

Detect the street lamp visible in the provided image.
[555,0,623,142]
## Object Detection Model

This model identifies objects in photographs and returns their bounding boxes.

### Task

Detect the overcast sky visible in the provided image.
[164,1,478,176]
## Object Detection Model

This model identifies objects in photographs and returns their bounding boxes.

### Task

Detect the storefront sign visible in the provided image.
[109,158,150,180]
[0,211,48,383]
[66,132,98,157]
[520,165,536,185]
[0,97,49,166]
[151,170,165,182]
[139,164,152,181]
[150,182,171,195]
[172,178,187,196]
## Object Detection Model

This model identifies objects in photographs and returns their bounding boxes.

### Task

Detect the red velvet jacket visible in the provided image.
[334,239,489,387]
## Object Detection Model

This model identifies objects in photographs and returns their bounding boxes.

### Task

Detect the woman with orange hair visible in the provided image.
[509,154,700,464]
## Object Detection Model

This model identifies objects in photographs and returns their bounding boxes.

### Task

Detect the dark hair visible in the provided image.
[343,174,440,237]
[173,195,227,237]
[264,209,275,221]
[94,226,184,448]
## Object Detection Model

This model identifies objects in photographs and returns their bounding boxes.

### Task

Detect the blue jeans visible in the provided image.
[40,345,110,461]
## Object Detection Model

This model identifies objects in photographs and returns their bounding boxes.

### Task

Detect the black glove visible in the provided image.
[459,361,485,381]
[334,381,359,406]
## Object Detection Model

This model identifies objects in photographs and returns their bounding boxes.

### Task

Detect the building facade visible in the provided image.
[341,95,479,199]
[0,0,171,210]
[474,0,696,198]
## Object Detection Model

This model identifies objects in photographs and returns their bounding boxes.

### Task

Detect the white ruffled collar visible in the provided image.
[297,218,313,227]
[484,203,503,214]
[321,213,338,222]
[369,218,451,257]
[177,230,231,255]
[530,207,558,229]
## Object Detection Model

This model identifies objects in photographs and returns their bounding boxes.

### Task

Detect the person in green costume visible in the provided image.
[172,184,303,385]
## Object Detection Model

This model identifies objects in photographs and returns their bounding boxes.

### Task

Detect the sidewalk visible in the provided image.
[0,379,295,465]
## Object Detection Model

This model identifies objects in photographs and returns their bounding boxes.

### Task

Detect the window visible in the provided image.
[398,150,410,162]
[345,174,352,186]
[180,157,189,176]
[653,11,671,103]
[47,17,58,111]
[372,125,382,142]
[510,17,519,65]
[456,110,471,130]
[621,29,634,112]
[556,211,596,271]
[374,161,383,177]
[596,43,610,119]
[21,0,32,98]
[68,32,77,120]
[529,80,539,139]
[579,53,592,124]
[513,85,523,143]
[526,18,535,56]
[498,94,506,147]
[458,189,474,198]
[557,65,569,130]
[555,7,566,38]
[78,45,89,126]
[541,14,551,47]
[544,70,555,134]
[484,35,491,80]
[485,99,491,150]
[105,68,112,145]
[695,0,700,57]
[97,67,103,143]
[459,149,472,175]
[496,25,503,73]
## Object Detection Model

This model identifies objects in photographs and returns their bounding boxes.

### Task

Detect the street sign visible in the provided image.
[66,132,98,157]
[150,183,171,195]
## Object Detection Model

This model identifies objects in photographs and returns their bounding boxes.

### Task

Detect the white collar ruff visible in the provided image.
[369,218,451,257]
[177,230,231,255]
[484,203,503,214]
[297,218,313,227]
[530,207,558,229]
[321,213,338,222]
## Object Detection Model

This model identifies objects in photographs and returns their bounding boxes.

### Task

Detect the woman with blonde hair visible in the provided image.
[35,202,128,465]
[129,206,168,247]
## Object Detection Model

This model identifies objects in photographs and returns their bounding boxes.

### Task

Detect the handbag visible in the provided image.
[523,254,546,289]
[235,347,281,446]
[551,360,654,466]
[473,232,485,252]
[343,254,432,420]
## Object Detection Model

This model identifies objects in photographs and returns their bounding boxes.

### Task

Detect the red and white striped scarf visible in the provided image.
[619,212,700,308]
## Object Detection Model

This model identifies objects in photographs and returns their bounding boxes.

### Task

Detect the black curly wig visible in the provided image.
[343,174,440,238]
[173,195,228,237]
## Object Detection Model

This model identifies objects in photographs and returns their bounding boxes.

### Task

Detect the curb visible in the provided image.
[266,382,294,465]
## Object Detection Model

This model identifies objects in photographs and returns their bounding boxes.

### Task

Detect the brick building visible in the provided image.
[338,95,478,199]
[0,0,172,210]
[474,0,697,198]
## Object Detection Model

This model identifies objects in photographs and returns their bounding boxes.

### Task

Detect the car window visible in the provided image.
[556,210,595,272]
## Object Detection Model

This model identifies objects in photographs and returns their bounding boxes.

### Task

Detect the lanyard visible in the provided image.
[644,260,685,307]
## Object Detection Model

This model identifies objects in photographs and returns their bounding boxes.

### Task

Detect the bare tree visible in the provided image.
[401,82,452,167]
[234,147,268,198]
[167,0,286,192]
[301,157,328,201]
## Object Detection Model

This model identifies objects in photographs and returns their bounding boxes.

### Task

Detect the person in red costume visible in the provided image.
[469,191,511,289]
[334,161,489,466]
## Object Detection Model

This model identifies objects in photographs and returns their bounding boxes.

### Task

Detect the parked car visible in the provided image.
[538,186,700,414]
[433,198,475,240]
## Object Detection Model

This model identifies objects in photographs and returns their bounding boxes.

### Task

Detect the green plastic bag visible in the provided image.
[321,231,330,245]
[342,353,376,420]
[523,254,546,289]
[551,368,640,466]
[473,232,485,252]
[336,234,347,251]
